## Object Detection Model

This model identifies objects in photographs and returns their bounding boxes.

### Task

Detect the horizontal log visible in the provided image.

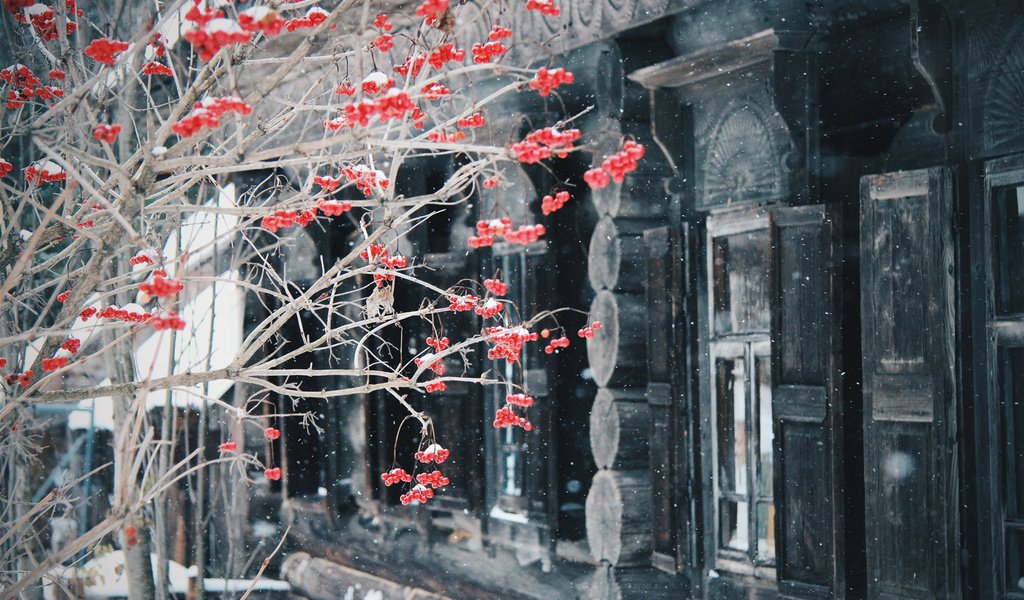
[588,216,657,292]
[585,469,652,566]
[590,174,670,219]
[587,563,689,600]
[590,388,651,470]
[586,291,647,388]
[282,552,448,600]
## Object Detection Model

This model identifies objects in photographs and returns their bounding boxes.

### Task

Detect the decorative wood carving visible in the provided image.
[701,101,785,208]
[982,27,1024,150]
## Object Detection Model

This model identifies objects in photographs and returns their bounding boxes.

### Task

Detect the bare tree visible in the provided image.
[0,0,644,597]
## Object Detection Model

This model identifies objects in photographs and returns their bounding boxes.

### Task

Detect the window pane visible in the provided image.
[712,230,770,335]
[756,501,776,564]
[721,499,749,552]
[993,185,1024,315]
[501,448,522,496]
[1000,347,1024,519]
[717,357,747,495]
[756,355,774,497]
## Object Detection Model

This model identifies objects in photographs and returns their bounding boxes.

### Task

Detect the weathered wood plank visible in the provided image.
[585,469,652,566]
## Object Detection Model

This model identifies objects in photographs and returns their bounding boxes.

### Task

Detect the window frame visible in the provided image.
[984,156,1024,598]
[704,210,776,579]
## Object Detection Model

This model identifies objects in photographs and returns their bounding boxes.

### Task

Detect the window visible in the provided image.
[706,214,775,574]
[988,176,1024,597]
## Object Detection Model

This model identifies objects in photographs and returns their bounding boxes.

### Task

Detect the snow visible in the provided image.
[42,552,289,598]
[241,6,273,20]
[42,552,192,599]
[24,4,52,16]
[489,504,529,524]
[206,18,245,34]
[151,146,167,156]
[362,71,389,87]
[68,273,245,431]
[19,229,32,241]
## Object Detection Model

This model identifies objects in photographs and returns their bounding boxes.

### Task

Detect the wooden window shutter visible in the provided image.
[769,204,845,596]
[645,224,700,573]
[859,167,958,599]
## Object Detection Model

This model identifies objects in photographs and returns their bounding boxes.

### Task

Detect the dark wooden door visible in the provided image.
[768,204,845,598]
[859,168,958,599]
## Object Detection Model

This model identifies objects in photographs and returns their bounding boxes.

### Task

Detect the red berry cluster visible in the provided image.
[489,25,513,41]
[264,467,282,480]
[469,218,508,247]
[503,224,546,245]
[151,312,186,331]
[340,90,415,128]
[260,208,315,233]
[541,191,570,215]
[373,255,407,287]
[457,113,485,128]
[373,34,394,52]
[24,160,66,184]
[416,0,449,25]
[415,443,450,463]
[62,338,81,354]
[142,62,173,76]
[284,7,331,32]
[342,165,390,196]
[394,55,426,78]
[382,467,413,486]
[171,96,252,137]
[313,175,340,191]
[317,199,352,216]
[427,336,450,351]
[415,353,445,376]
[425,380,447,393]
[421,82,451,100]
[335,82,356,96]
[448,294,479,311]
[529,67,574,97]
[427,130,464,143]
[427,42,466,71]
[494,406,532,430]
[98,304,151,323]
[506,393,535,407]
[416,470,450,488]
[16,4,78,41]
[361,71,393,95]
[219,441,238,452]
[42,356,68,371]
[14,370,33,387]
[526,0,560,16]
[511,127,581,163]
[1,64,62,108]
[238,7,286,36]
[139,274,183,298]
[374,14,393,31]
[184,17,251,61]
[57,291,71,303]
[79,307,97,321]
[585,141,646,189]
[184,2,221,27]
[360,243,389,262]
[0,159,12,178]
[578,321,602,339]
[124,526,138,549]
[475,298,504,319]
[471,41,507,64]
[584,168,610,189]
[264,427,281,440]
[544,336,570,354]
[129,252,155,266]
[484,278,508,296]
[83,38,130,65]
[400,484,434,505]
[485,325,538,363]
[92,122,122,142]
[482,176,500,189]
